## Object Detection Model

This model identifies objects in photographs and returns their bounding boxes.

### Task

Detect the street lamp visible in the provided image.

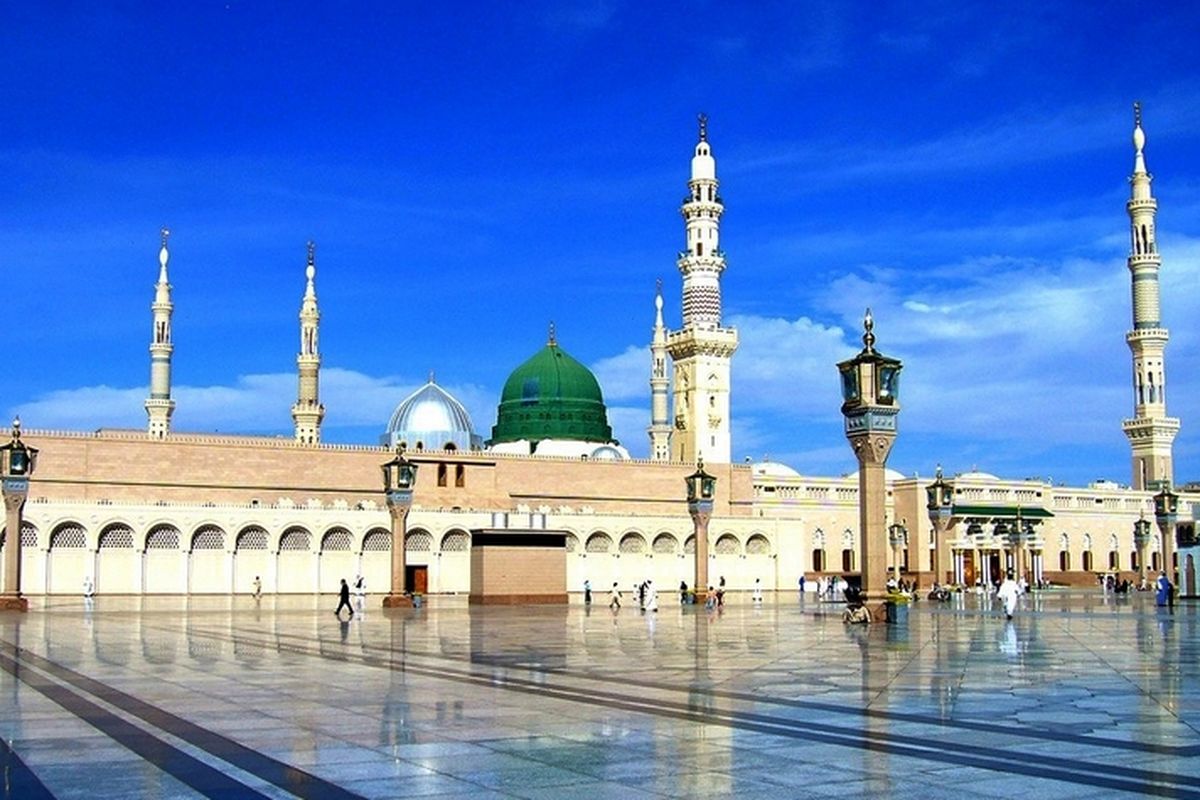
[925,464,954,585]
[685,458,716,598]
[837,309,902,600]
[381,445,419,608]
[888,518,908,585]
[1,418,38,611]
[1133,513,1152,588]
[1153,483,1179,585]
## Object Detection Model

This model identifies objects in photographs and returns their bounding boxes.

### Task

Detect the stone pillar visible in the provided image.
[851,438,893,598]
[1,480,29,611]
[690,504,711,595]
[382,500,413,608]
[932,519,952,584]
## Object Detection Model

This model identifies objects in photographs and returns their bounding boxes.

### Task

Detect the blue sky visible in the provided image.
[5,2,1200,487]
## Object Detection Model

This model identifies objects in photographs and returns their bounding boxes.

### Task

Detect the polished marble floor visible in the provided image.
[1,590,1197,799]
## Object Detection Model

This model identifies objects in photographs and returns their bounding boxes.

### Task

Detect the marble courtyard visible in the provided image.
[1,592,1197,799]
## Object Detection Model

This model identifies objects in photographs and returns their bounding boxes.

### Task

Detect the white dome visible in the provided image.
[381,380,481,451]
[957,470,1000,481]
[752,460,801,479]
[885,468,907,482]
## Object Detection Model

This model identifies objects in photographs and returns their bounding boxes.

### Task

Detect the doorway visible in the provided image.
[406,565,428,594]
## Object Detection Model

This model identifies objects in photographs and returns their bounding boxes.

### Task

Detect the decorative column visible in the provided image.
[925,465,954,584]
[888,519,907,585]
[686,459,716,596]
[1,419,38,611]
[837,310,902,600]
[1133,513,1152,587]
[1153,483,1178,586]
[381,446,419,608]
[291,241,325,444]
[145,229,177,438]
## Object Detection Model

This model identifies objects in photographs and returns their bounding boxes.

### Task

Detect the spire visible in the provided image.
[292,241,325,444]
[861,308,876,354]
[667,114,739,465]
[145,229,176,438]
[548,321,557,346]
[1121,103,1179,489]
[648,279,672,460]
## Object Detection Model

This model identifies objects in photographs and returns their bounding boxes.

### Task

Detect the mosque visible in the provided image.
[2,109,1198,601]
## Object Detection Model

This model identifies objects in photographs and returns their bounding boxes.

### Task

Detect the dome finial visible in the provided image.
[11,416,21,440]
[861,307,876,353]
[158,227,171,276]
[428,369,436,384]
[548,320,557,346]
[305,240,316,283]
[697,112,708,143]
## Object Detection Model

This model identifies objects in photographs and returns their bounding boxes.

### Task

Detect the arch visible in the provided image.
[684,535,696,555]
[49,522,87,549]
[842,528,855,549]
[1082,533,1093,552]
[362,528,391,552]
[619,533,647,554]
[191,525,226,551]
[746,534,771,555]
[440,530,470,552]
[279,527,311,552]
[714,534,740,555]
[236,526,269,550]
[98,523,134,549]
[564,533,580,553]
[405,530,433,552]
[586,532,613,553]
[145,524,181,550]
[652,533,679,554]
[1058,532,1070,551]
[812,528,826,548]
[321,527,354,552]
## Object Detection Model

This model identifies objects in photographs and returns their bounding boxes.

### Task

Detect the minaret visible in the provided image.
[1121,102,1179,490]
[647,279,672,461]
[291,241,325,444]
[144,228,176,438]
[665,114,739,464]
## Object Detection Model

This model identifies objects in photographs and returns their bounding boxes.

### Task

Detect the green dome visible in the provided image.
[489,341,614,446]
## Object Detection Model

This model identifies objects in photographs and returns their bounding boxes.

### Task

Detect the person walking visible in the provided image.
[798,574,806,598]
[609,582,622,610]
[997,571,1020,620]
[252,575,262,600]
[679,580,689,604]
[584,579,592,605]
[645,580,658,612]
[1156,571,1173,608]
[335,578,354,619]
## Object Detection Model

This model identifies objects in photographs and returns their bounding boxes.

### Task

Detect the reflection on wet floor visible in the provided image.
[1,591,1197,799]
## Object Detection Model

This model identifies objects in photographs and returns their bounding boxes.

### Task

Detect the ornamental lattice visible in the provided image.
[146,526,180,550]
[586,533,612,553]
[652,533,678,554]
[322,528,353,552]
[50,524,87,549]
[441,531,469,552]
[619,534,646,553]
[192,526,225,550]
[236,527,268,550]
[362,529,391,552]
[715,534,740,555]
[746,535,771,555]
[405,531,432,552]
[279,529,311,551]
[99,525,135,549]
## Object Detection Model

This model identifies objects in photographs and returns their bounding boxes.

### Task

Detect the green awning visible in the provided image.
[951,504,1054,519]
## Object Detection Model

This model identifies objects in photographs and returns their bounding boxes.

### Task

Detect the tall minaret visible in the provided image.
[665,114,739,464]
[647,279,672,461]
[144,228,176,438]
[291,241,325,444]
[1121,102,1179,490]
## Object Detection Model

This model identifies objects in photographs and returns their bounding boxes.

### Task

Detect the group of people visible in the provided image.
[605,579,659,612]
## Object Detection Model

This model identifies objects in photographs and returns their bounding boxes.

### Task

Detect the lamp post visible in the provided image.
[1,419,37,612]
[1133,513,1152,588]
[925,464,954,585]
[685,458,716,598]
[888,519,908,586]
[381,445,418,608]
[837,309,902,600]
[1153,483,1179,586]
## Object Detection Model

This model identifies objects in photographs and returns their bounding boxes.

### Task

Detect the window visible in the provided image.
[437,463,447,487]
[1109,551,1120,570]
[1082,551,1094,572]
[842,549,855,572]
[1059,550,1071,571]
[455,464,465,488]
[812,549,825,572]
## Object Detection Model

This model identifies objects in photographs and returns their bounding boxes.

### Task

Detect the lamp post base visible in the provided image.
[382,594,415,608]
[0,594,29,612]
